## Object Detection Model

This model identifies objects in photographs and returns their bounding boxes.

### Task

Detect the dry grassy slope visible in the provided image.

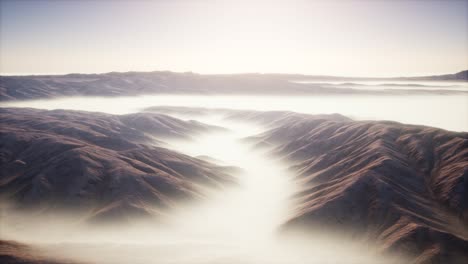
[251,116,468,263]
[0,108,235,222]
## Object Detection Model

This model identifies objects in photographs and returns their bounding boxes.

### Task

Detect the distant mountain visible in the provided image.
[399,70,468,81]
[269,70,468,81]
[0,108,235,222]
[0,72,353,101]
[1,70,466,101]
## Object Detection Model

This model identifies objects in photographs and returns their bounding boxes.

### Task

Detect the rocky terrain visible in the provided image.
[1,70,466,101]
[0,108,235,222]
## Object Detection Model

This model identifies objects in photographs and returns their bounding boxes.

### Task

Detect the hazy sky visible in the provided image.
[1,0,467,77]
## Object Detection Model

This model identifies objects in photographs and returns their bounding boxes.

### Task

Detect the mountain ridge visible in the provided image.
[0,108,235,222]
[2,70,467,81]
[1,70,466,101]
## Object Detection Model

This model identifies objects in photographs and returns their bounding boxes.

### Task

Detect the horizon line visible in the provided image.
[0,69,466,79]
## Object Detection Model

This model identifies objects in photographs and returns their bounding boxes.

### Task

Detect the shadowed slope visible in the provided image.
[249,115,468,263]
[0,108,234,222]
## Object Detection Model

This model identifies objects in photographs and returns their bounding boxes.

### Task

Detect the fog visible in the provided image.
[1,94,467,131]
[292,80,468,90]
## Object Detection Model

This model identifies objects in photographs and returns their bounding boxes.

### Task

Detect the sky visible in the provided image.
[1,0,467,77]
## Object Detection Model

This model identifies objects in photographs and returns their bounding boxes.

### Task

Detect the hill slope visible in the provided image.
[245,113,468,263]
[0,108,234,222]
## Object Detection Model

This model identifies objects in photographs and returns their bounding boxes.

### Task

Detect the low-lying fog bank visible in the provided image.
[291,79,468,92]
[1,236,403,264]
[1,94,467,131]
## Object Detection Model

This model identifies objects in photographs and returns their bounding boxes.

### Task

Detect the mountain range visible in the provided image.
[1,70,466,101]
